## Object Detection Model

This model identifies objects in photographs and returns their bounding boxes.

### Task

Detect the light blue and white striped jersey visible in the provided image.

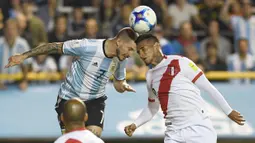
[58,39,127,101]
[0,36,31,83]
[231,16,255,56]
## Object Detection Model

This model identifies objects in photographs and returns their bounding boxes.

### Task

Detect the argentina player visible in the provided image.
[5,27,137,137]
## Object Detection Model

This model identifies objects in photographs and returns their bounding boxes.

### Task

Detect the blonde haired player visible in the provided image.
[124,34,245,143]
[55,98,104,143]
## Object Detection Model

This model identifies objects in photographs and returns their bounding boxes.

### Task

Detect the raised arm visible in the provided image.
[124,73,160,137]
[181,57,245,125]
[5,42,63,68]
[23,42,63,58]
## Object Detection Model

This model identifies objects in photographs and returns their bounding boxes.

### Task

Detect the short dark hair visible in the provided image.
[135,33,159,45]
[238,38,248,45]
[117,27,137,41]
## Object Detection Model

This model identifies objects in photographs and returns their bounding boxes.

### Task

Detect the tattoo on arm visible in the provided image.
[22,42,64,58]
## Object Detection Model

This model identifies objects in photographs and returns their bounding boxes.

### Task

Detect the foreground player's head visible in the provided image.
[115,27,137,61]
[61,98,88,127]
[135,34,163,66]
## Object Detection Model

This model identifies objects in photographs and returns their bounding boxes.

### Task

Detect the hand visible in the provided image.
[19,80,28,91]
[124,123,137,137]
[5,54,26,68]
[0,83,7,90]
[228,110,245,125]
[123,83,136,92]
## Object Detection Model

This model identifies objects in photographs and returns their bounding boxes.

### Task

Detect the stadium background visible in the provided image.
[0,0,255,143]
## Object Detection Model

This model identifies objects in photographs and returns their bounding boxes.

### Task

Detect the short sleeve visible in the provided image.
[62,39,87,56]
[114,59,127,80]
[180,57,203,83]
[189,4,198,16]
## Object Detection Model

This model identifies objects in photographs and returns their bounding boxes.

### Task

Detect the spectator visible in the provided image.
[227,38,254,84]
[9,0,23,18]
[48,14,70,68]
[168,0,205,29]
[32,54,57,72]
[113,4,132,35]
[0,9,4,36]
[36,0,57,32]
[220,0,242,21]
[79,18,103,39]
[126,53,148,80]
[184,45,205,71]
[130,0,141,9]
[22,1,48,48]
[97,0,120,37]
[204,42,227,71]
[221,0,255,57]
[146,0,168,25]
[200,20,231,62]
[198,0,223,26]
[67,6,85,38]
[153,24,173,55]
[16,12,33,48]
[171,21,200,55]
[0,18,30,90]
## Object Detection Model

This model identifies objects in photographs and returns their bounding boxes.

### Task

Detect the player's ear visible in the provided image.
[153,42,160,50]
[60,113,64,122]
[116,39,121,48]
[84,113,88,122]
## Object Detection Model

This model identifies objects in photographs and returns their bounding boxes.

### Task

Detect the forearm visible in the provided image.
[195,74,233,115]
[134,101,159,128]
[22,42,63,59]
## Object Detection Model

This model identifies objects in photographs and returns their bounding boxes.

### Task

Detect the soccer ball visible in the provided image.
[129,6,157,34]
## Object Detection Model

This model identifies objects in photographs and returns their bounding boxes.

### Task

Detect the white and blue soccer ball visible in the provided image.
[129,5,157,34]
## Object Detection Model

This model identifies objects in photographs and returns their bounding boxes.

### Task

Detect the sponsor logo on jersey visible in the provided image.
[189,62,198,72]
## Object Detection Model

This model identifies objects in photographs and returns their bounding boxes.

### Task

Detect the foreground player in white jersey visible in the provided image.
[124,34,245,143]
[5,27,137,137]
[55,98,104,143]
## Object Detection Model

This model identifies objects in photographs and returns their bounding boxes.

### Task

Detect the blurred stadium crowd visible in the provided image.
[0,0,255,90]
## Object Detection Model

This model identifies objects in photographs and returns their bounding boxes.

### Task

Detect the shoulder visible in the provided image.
[86,130,105,143]
[16,37,29,45]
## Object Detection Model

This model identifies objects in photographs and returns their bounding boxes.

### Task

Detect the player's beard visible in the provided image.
[116,48,123,61]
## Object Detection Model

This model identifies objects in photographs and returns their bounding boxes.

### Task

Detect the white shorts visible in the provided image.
[164,118,217,143]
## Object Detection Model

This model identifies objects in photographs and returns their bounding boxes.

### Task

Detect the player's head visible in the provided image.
[115,27,137,61]
[135,34,162,65]
[61,98,88,126]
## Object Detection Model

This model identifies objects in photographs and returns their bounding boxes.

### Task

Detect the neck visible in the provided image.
[211,34,218,40]
[6,37,16,47]
[209,56,217,63]
[152,53,164,67]
[239,53,246,59]
[65,123,86,133]
[104,39,117,58]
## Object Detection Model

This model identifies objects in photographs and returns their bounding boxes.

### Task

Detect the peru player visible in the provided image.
[124,34,245,143]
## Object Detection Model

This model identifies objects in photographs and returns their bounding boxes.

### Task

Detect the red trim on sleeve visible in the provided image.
[192,71,203,83]
[148,98,155,102]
